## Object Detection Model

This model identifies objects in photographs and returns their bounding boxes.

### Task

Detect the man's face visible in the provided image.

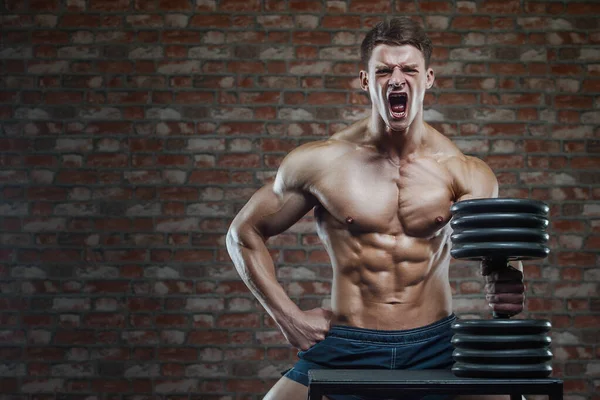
[360,44,434,132]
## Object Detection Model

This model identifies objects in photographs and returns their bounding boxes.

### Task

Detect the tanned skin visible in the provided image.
[227,44,525,400]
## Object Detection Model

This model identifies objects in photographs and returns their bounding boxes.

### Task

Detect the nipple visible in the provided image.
[435,216,444,224]
[345,216,354,224]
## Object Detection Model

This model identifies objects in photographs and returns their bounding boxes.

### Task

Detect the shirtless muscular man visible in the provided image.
[226,17,525,400]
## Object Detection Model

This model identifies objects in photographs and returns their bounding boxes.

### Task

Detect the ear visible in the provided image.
[425,67,435,89]
[359,70,369,91]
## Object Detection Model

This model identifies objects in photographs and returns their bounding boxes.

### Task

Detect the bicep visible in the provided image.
[230,182,317,243]
[229,140,325,243]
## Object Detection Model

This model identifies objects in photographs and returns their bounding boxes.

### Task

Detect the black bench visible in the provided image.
[307,369,563,400]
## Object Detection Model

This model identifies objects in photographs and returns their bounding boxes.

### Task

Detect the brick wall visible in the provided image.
[1,0,599,399]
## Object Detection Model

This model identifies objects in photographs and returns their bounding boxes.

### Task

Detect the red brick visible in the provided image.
[555,95,594,109]
[574,315,600,328]
[253,0,279,10]
[59,14,99,27]
[482,0,520,13]
[556,111,580,123]
[290,0,323,11]
[32,41,57,57]
[158,347,199,361]
[527,298,564,312]
[350,0,391,12]
[261,139,296,152]
[218,154,260,168]
[217,313,260,328]
[32,31,70,44]
[451,16,492,29]
[166,247,211,263]
[582,79,600,92]
[490,63,527,75]
[557,252,596,266]
[54,330,97,345]
[188,330,228,344]
[0,138,29,151]
[524,140,561,153]
[162,31,202,43]
[585,234,600,250]
[30,0,59,10]
[485,155,524,169]
[566,2,600,14]
[294,46,316,59]
[0,15,32,27]
[419,1,452,12]
[228,61,263,73]
[231,15,254,27]
[89,0,130,11]
[158,0,192,10]
[322,16,361,29]
[438,93,478,105]
[174,91,214,104]
[220,0,260,11]
[396,1,417,12]
[238,91,280,104]
[190,14,230,28]
[87,154,128,168]
[292,31,331,45]
[0,379,18,392]
[551,64,584,75]
[501,93,542,105]
[571,156,600,169]
[307,92,346,105]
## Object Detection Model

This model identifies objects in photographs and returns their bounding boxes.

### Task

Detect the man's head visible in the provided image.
[361,17,433,70]
[359,18,435,133]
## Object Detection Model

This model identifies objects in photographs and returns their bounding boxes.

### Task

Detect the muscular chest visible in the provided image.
[314,155,455,238]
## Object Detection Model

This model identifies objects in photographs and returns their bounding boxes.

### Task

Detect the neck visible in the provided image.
[367,109,427,162]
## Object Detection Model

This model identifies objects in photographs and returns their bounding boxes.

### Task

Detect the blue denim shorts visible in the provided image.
[283,313,456,400]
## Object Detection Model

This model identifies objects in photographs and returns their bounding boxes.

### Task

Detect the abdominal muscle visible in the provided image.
[325,229,454,331]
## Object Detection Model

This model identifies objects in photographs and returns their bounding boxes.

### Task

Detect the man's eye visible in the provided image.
[376,70,390,75]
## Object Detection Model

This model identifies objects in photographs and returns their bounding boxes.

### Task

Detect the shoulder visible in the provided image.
[445,154,498,201]
[426,127,498,200]
[274,138,356,194]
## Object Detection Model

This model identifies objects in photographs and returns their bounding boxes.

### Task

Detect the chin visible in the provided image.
[386,115,410,132]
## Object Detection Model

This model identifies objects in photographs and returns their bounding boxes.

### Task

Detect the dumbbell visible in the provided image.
[449,198,553,379]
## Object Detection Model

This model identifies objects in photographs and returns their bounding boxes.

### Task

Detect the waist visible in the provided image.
[328,313,456,344]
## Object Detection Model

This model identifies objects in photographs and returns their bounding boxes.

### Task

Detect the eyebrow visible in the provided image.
[374,63,419,69]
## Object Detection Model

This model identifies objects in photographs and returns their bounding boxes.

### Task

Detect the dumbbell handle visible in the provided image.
[483,257,512,319]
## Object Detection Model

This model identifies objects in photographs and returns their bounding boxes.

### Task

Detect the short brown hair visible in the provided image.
[360,17,433,69]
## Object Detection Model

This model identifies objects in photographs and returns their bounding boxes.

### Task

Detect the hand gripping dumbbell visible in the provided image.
[449,198,553,379]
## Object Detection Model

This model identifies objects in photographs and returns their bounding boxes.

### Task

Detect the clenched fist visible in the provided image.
[482,261,525,317]
[279,307,332,351]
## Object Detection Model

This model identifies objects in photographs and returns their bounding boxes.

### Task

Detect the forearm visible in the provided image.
[226,227,301,325]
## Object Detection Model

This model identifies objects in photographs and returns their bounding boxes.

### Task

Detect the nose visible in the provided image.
[389,67,405,88]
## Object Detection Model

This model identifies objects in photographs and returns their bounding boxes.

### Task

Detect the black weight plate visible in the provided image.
[451,213,549,231]
[452,334,551,350]
[451,228,549,244]
[450,242,550,260]
[452,362,553,379]
[453,348,553,364]
[451,198,549,216]
[451,319,552,335]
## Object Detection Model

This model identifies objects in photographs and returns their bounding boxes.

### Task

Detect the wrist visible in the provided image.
[271,302,302,327]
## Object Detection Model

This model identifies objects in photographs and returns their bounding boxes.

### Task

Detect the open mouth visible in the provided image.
[388,92,407,119]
